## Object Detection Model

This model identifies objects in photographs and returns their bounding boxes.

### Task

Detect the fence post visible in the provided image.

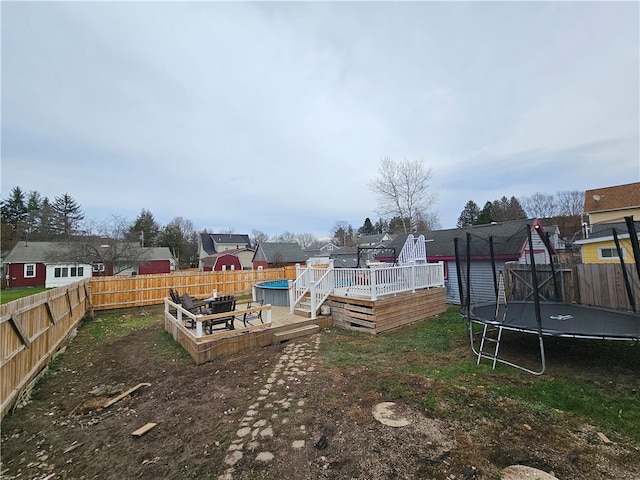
[310,280,317,319]
[370,271,377,301]
[410,263,416,293]
[288,280,295,314]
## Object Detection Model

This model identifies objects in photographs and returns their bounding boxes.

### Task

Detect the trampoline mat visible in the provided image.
[469,301,640,340]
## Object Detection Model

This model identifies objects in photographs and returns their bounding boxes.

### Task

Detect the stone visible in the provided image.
[501,465,559,480]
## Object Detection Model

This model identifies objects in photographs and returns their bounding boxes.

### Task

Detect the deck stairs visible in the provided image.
[273,324,320,343]
[293,293,314,318]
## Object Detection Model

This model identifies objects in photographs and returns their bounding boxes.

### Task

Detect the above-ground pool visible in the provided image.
[254,280,290,307]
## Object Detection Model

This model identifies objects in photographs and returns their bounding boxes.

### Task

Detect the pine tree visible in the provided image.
[1,186,27,230]
[457,200,481,227]
[129,209,160,247]
[52,193,84,239]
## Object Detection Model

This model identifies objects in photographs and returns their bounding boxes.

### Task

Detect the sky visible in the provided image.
[2,1,639,240]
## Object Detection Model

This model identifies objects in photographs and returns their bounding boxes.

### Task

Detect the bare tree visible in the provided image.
[251,229,270,247]
[521,192,557,218]
[296,232,317,248]
[556,190,584,216]
[369,157,438,233]
[49,216,151,274]
[274,231,298,243]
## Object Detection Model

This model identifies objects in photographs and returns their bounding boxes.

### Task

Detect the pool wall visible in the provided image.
[254,280,290,307]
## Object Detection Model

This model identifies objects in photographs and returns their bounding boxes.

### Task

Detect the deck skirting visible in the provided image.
[329,287,446,334]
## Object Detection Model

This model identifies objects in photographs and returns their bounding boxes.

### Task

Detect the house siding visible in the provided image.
[589,209,640,224]
[448,260,501,305]
[139,260,171,275]
[210,255,241,271]
[580,239,635,264]
[45,264,93,288]
[6,262,46,288]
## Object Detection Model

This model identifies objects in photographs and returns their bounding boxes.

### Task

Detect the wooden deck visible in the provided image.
[165,289,447,364]
[164,303,333,364]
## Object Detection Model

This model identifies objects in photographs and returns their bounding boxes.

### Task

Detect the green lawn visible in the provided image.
[1,287,51,304]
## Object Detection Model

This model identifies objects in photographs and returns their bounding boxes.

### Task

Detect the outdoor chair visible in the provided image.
[239,299,264,328]
[204,295,237,333]
[180,293,212,329]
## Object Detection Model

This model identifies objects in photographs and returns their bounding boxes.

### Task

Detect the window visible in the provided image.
[61,267,68,277]
[55,267,62,278]
[93,263,105,272]
[77,266,84,276]
[599,247,626,260]
[24,264,36,278]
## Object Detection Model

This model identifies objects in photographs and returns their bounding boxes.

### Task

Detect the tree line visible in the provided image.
[456,191,584,228]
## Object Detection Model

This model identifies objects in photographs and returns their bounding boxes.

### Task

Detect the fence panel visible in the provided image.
[1,279,91,419]
[575,264,640,311]
[89,266,297,310]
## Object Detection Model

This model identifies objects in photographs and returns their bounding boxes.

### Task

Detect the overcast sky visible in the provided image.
[2,1,639,239]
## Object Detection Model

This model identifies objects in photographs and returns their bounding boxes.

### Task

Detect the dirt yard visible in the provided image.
[1,307,639,480]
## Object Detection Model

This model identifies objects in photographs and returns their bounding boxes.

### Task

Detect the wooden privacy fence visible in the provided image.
[575,263,640,311]
[89,266,297,310]
[1,279,91,419]
[505,262,640,311]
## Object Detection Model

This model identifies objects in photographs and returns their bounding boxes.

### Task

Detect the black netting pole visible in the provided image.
[489,235,498,300]
[454,237,465,310]
[624,216,640,286]
[466,233,472,310]
[527,226,543,335]
[613,228,636,313]
[543,230,560,302]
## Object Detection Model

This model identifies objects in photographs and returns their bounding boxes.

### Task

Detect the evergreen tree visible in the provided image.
[358,217,376,236]
[25,191,43,238]
[37,197,56,240]
[476,201,493,225]
[1,186,27,230]
[129,209,160,246]
[457,200,481,227]
[52,193,84,238]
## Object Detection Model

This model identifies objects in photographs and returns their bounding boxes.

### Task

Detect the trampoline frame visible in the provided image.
[456,217,640,375]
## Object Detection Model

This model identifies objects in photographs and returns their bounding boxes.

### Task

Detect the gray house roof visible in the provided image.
[253,242,307,264]
[199,233,251,256]
[3,241,174,264]
[3,242,68,263]
[382,219,549,260]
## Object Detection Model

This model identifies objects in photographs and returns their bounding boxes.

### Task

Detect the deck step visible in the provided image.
[273,324,320,343]
[294,307,312,318]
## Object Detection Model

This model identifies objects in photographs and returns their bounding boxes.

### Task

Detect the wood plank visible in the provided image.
[131,422,158,437]
[104,383,151,408]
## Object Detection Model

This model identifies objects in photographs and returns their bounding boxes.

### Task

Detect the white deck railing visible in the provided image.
[290,262,445,318]
[164,298,271,338]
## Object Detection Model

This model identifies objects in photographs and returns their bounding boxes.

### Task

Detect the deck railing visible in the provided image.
[164,298,272,338]
[291,262,445,318]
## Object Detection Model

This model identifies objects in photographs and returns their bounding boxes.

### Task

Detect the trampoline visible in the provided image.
[468,301,640,341]
[456,216,640,375]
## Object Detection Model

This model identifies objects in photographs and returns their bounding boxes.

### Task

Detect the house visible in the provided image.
[355,233,392,247]
[201,248,254,271]
[198,233,252,270]
[573,220,640,264]
[583,182,640,226]
[252,242,307,269]
[379,219,558,305]
[3,241,174,288]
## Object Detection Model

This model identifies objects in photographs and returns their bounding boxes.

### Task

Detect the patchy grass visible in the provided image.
[82,306,164,345]
[1,287,51,304]
[320,306,640,441]
[150,330,193,365]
